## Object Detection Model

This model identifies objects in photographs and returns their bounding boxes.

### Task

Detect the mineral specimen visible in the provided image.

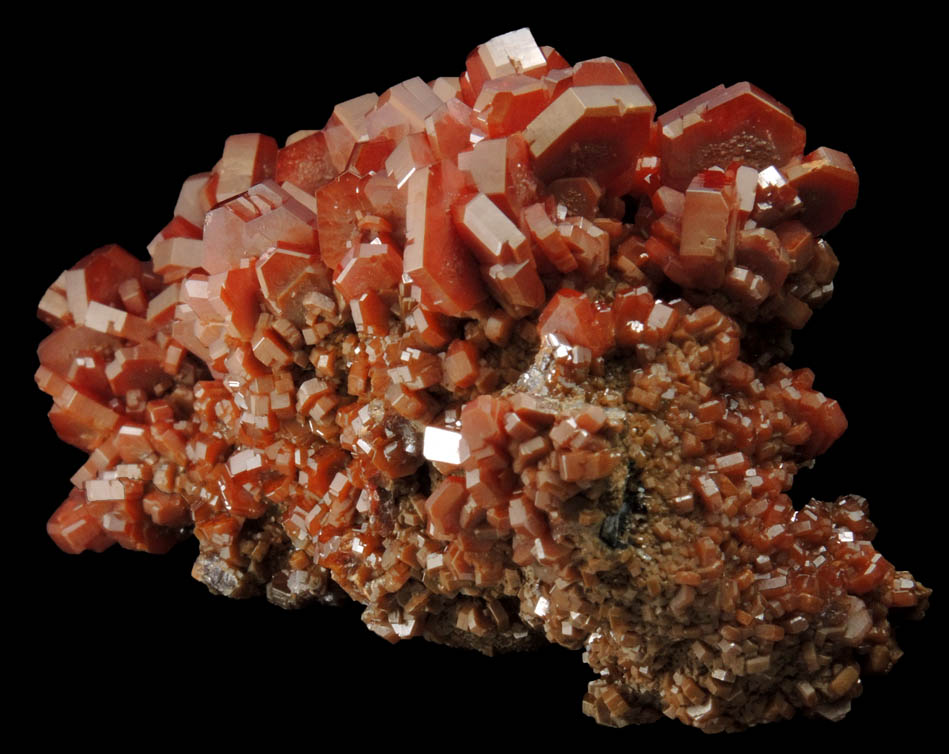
[35,28,930,732]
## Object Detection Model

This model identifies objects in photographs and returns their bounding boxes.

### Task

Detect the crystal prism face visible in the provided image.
[35,27,928,734]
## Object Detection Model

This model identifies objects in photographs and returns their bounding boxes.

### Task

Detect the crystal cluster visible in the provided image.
[36,29,929,731]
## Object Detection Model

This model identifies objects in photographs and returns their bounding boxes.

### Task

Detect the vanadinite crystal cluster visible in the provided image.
[36,28,930,731]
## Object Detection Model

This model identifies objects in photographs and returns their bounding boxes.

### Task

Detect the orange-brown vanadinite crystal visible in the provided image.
[35,28,929,732]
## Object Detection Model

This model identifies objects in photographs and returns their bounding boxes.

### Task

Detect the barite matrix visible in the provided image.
[36,28,929,732]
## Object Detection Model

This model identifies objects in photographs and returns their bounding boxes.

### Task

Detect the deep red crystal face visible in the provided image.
[30,22,934,741]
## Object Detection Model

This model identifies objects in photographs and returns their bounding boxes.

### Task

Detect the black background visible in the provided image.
[17,8,940,747]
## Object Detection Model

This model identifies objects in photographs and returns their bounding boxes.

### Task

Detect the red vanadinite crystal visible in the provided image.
[36,28,928,733]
